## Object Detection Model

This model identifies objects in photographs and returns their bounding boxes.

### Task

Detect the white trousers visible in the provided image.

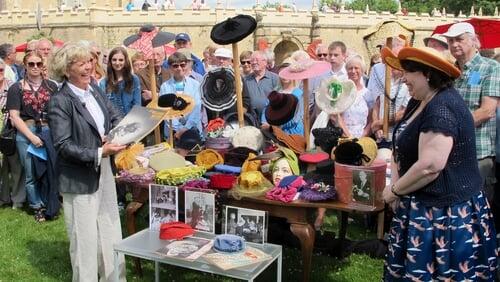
[62,158,126,282]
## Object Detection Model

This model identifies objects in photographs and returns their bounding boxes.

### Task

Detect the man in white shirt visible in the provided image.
[327,41,348,81]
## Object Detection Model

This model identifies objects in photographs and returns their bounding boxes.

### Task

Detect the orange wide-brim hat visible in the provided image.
[381,46,461,78]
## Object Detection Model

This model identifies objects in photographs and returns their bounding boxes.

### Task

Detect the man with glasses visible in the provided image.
[242,50,280,122]
[177,48,203,83]
[315,44,329,62]
[159,52,203,142]
[36,39,53,59]
[214,48,233,68]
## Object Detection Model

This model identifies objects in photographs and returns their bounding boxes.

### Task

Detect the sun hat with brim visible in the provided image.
[230,171,273,199]
[315,77,357,115]
[279,50,331,80]
[149,150,186,171]
[231,126,264,152]
[196,149,224,170]
[157,93,196,119]
[423,34,448,49]
[356,137,378,166]
[381,46,461,79]
[271,126,306,155]
[265,91,298,126]
[201,67,238,112]
[210,15,257,45]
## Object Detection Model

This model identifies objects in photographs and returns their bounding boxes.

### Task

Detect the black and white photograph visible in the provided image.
[149,184,178,231]
[155,237,213,261]
[107,105,167,145]
[225,206,266,244]
[184,189,215,234]
[351,169,374,206]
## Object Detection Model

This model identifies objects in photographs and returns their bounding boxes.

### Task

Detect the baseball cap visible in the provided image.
[441,22,476,38]
[176,48,193,61]
[175,33,191,42]
[214,48,232,59]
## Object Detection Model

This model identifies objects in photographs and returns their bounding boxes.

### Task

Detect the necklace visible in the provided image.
[26,77,42,88]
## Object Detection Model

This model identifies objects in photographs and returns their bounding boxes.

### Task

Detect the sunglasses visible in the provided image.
[317,53,328,58]
[27,62,43,68]
[240,60,251,65]
[171,63,187,69]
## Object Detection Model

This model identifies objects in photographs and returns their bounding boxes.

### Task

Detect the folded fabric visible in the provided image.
[265,175,305,203]
[214,164,241,174]
[213,234,246,253]
[155,165,206,185]
[180,178,210,190]
[159,221,194,240]
[210,174,237,189]
[118,167,156,184]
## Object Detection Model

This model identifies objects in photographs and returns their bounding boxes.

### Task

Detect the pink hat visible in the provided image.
[279,50,331,80]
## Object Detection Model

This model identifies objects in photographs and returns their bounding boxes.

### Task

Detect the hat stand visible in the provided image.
[302,78,311,149]
[145,60,163,145]
[232,43,244,127]
[382,37,392,138]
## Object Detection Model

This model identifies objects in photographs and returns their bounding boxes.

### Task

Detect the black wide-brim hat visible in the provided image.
[123,24,176,48]
[210,15,257,45]
[201,67,238,112]
[264,91,298,126]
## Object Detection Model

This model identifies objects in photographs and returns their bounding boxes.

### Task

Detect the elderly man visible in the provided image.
[136,46,170,106]
[36,38,53,59]
[442,22,500,203]
[214,48,233,68]
[242,50,280,121]
[159,52,203,141]
[177,48,203,83]
[0,43,20,81]
[164,33,205,76]
[315,44,329,62]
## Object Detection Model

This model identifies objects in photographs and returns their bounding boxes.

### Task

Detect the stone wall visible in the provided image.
[0,4,497,62]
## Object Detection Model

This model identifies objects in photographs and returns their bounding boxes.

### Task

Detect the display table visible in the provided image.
[227,196,384,282]
[114,229,283,282]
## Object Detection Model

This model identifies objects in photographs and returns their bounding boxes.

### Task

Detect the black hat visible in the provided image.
[158,94,189,111]
[201,67,238,112]
[264,91,298,126]
[177,129,202,151]
[303,160,335,186]
[210,15,257,45]
[332,140,369,166]
[312,126,343,154]
[223,111,259,128]
[123,24,176,48]
[224,147,258,167]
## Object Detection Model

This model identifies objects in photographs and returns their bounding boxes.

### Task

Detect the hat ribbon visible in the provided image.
[327,82,343,104]
[288,58,314,73]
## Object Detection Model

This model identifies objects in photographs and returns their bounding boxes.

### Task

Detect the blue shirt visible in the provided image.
[243,70,280,118]
[99,74,141,115]
[159,76,203,139]
[261,88,304,135]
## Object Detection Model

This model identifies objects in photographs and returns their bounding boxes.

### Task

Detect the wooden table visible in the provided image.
[227,196,385,282]
[123,182,385,282]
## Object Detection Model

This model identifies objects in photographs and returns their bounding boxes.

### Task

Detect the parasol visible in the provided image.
[432,18,500,49]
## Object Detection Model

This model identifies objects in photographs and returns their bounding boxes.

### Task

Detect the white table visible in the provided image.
[114,229,282,282]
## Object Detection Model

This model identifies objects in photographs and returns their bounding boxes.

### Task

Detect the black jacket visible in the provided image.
[48,82,122,194]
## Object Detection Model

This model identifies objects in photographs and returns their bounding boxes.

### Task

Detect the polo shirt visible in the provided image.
[243,70,280,117]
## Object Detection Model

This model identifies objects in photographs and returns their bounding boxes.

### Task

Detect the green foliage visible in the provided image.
[347,0,399,13]
[401,0,440,14]
[440,0,500,16]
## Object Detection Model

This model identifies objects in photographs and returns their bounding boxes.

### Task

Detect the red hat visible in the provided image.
[299,152,330,164]
[210,174,237,189]
[159,222,194,240]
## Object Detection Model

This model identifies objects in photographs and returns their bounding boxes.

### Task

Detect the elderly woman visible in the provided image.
[6,51,58,221]
[382,47,497,280]
[239,50,253,77]
[48,43,126,281]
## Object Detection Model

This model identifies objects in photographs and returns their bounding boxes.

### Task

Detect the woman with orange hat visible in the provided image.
[381,46,497,280]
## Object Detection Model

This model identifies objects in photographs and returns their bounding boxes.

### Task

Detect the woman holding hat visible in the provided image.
[261,63,304,135]
[381,46,497,280]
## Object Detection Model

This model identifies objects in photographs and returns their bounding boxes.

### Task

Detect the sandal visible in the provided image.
[34,209,46,223]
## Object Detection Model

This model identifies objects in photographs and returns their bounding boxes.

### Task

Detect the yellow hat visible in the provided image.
[195,149,224,170]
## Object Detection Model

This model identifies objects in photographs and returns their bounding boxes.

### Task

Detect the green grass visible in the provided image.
[0,207,383,281]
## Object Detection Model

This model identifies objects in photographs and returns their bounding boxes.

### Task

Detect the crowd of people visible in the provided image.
[0,20,499,280]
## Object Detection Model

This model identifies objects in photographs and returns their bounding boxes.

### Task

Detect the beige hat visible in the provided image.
[214,48,233,59]
[423,34,449,48]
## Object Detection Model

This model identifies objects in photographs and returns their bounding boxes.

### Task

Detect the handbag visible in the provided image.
[0,115,16,156]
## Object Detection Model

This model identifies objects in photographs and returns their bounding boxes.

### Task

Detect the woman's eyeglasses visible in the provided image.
[317,53,328,58]
[27,62,43,68]
[240,60,251,65]
[171,63,187,69]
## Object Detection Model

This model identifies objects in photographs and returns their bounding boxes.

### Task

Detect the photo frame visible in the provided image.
[184,189,216,234]
[224,205,267,245]
[351,169,375,206]
[149,184,178,231]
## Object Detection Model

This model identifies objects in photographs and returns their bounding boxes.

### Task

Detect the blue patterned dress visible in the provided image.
[385,91,498,281]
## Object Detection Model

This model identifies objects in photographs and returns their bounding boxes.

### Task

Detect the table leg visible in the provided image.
[155,261,160,282]
[290,223,315,282]
[114,251,120,282]
[377,210,385,239]
[339,211,349,239]
[126,201,144,276]
[277,252,282,282]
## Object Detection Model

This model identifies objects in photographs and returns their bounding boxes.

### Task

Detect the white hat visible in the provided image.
[214,48,233,59]
[423,34,449,48]
[441,22,476,38]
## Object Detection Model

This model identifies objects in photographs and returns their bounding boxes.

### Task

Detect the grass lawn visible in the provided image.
[0,206,384,282]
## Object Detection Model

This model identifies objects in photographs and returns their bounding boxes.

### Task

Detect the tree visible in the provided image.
[440,0,500,16]
[346,0,399,13]
[400,0,441,14]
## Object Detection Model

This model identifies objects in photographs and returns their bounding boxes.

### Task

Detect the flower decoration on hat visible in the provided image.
[327,81,343,104]
[206,118,225,138]
[316,77,357,115]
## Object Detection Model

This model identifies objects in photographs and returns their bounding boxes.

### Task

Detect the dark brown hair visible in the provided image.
[400,59,454,90]
[106,47,134,94]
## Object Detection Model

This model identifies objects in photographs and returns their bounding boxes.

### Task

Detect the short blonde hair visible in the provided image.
[345,54,366,73]
[49,43,91,82]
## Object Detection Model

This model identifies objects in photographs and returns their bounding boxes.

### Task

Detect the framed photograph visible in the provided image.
[224,206,266,244]
[351,169,375,206]
[149,184,178,231]
[184,189,215,234]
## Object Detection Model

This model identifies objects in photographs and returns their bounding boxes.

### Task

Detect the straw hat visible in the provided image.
[157,93,196,119]
[315,77,357,115]
[356,137,378,166]
[195,149,224,170]
[381,46,460,78]
[231,171,273,199]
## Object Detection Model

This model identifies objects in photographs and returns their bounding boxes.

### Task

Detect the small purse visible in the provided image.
[0,113,17,156]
